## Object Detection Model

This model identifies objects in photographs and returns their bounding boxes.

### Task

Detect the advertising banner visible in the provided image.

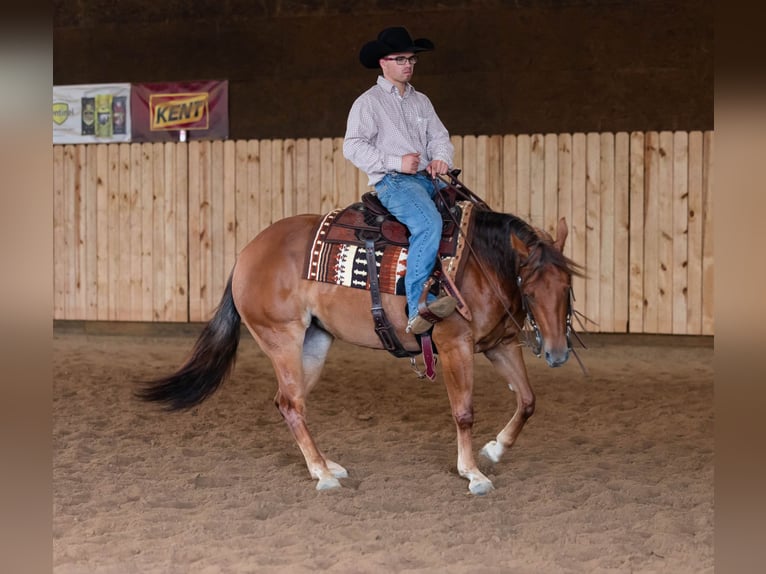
[131,80,229,142]
[53,83,132,144]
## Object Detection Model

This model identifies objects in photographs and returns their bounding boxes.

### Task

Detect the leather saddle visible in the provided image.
[322,190,462,255]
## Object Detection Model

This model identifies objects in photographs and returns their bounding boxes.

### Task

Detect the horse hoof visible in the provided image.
[469,478,494,496]
[316,476,342,491]
[480,440,503,463]
[325,460,348,479]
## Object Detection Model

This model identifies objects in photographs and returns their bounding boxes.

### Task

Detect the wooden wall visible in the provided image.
[53,131,714,334]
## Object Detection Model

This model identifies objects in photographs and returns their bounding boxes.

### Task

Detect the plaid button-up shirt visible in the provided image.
[343,75,454,186]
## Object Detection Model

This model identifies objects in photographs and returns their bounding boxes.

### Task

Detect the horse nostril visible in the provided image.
[545,350,569,368]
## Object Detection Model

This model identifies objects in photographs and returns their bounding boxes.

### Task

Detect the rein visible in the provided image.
[432,172,525,335]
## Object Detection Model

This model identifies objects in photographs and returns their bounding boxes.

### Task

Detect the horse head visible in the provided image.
[511,217,575,367]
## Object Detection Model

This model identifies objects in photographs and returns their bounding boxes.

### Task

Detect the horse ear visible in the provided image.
[554,217,568,252]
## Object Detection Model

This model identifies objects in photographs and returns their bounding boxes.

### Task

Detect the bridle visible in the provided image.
[518,274,576,358]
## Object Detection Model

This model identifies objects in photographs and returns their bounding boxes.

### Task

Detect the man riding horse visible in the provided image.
[343,26,458,335]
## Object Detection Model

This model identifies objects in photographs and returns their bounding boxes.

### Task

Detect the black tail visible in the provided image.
[137,275,241,410]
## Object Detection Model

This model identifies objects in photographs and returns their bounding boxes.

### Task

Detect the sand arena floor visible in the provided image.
[53,326,713,573]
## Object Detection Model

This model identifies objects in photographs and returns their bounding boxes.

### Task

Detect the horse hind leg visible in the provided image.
[250,321,342,490]
[300,322,347,480]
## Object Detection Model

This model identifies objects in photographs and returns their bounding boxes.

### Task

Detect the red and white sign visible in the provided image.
[131,80,229,142]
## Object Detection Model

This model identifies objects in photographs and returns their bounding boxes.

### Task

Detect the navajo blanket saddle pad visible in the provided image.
[303,196,477,299]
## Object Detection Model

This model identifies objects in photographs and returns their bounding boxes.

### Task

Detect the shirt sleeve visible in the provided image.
[423,96,454,167]
[343,97,401,174]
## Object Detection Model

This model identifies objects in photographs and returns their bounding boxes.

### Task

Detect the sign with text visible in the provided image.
[131,80,228,142]
[53,83,131,144]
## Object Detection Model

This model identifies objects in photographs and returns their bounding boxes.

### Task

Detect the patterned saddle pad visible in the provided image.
[303,198,477,296]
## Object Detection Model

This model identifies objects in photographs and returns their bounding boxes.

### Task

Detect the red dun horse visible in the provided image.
[139,207,582,495]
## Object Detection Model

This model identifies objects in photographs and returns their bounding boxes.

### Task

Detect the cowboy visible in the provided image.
[343,26,457,335]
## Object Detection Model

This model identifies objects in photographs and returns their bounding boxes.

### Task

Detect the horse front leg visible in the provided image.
[439,340,494,495]
[480,340,536,464]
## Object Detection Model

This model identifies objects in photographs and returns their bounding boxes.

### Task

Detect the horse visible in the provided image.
[138,194,583,495]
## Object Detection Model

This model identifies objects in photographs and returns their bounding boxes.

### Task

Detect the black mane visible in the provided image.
[471,210,582,285]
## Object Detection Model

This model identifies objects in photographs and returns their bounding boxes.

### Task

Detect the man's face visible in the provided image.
[380,51,416,84]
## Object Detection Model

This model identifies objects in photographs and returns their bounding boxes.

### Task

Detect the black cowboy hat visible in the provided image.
[359,26,435,69]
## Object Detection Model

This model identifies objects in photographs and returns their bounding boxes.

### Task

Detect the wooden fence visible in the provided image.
[53,131,714,334]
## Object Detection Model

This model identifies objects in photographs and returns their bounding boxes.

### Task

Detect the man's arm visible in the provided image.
[343,98,401,175]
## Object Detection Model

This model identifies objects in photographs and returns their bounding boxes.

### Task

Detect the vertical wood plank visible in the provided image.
[570,133,587,311]
[332,137,349,208]
[701,131,714,335]
[557,134,573,260]
[461,135,477,190]
[259,139,274,232]
[210,140,225,305]
[338,137,358,206]
[672,131,689,334]
[187,141,202,321]
[53,146,65,319]
[128,144,143,320]
[152,142,167,321]
[502,134,517,215]
[319,138,334,213]
[613,132,630,333]
[74,145,88,319]
[223,140,237,279]
[234,140,250,253]
[516,134,531,222]
[63,146,76,318]
[628,132,645,333]
[308,138,322,214]
[598,133,615,332]
[270,139,285,222]
[283,138,297,218]
[529,134,545,229]
[295,138,310,215]
[96,145,110,320]
[686,131,703,334]
[210,140,224,304]
[199,141,214,320]
[118,144,132,320]
[162,142,178,321]
[474,135,488,201]
[85,145,99,319]
[543,133,558,238]
[107,144,121,320]
[657,131,674,333]
[585,132,601,331]
[175,142,189,322]
[246,139,261,239]
[140,143,154,321]
[486,135,503,211]
[643,132,660,333]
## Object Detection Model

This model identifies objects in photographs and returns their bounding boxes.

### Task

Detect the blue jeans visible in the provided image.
[374,173,446,319]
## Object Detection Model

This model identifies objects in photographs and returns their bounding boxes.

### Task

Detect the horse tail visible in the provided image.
[137,274,241,410]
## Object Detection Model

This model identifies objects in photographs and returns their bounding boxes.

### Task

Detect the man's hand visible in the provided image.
[426,159,449,178]
[401,152,420,174]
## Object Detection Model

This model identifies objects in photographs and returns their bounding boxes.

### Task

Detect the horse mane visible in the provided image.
[470,210,583,285]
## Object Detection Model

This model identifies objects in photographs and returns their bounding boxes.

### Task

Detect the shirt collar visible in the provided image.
[377,75,413,97]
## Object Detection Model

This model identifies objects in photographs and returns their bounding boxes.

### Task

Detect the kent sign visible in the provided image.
[131,80,229,142]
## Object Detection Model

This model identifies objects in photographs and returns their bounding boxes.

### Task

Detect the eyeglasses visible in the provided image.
[382,56,418,65]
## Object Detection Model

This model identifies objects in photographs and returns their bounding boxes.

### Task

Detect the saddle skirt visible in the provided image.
[304,194,477,310]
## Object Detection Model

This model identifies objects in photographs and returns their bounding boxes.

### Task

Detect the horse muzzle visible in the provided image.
[544,346,570,368]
